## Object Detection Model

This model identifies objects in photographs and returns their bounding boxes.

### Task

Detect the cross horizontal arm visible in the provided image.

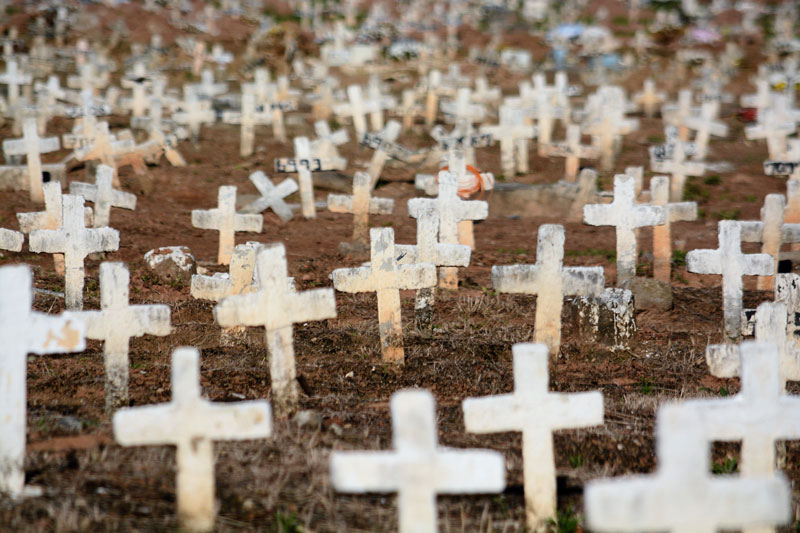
[433,449,506,493]
[492,264,541,294]
[330,452,400,492]
[331,266,375,293]
[233,214,263,232]
[562,267,605,296]
[686,249,722,275]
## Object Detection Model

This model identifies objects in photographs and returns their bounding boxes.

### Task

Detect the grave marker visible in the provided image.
[650,176,698,282]
[739,194,800,290]
[540,124,599,182]
[69,164,136,227]
[650,139,706,202]
[633,78,666,118]
[328,171,394,249]
[2,118,60,203]
[684,101,728,160]
[240,171,298,222]
[363,120,402,187]
[191,186,263,265]
[0,59,31,106]
[293,136,317,219]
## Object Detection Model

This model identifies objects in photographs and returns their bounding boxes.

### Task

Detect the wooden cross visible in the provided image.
[650,176,698,282]
[464,342,603,527]
[0,59,31,106]
[633,78,666,118]
[2,118,60,203]
[330,389,505,533]
[213,243,336,413]
[328,171,394,249]
[540,124,599,182]
[112,347,272,532]
[191,185,263,265]
[293,136,317,219]
[240,171,298,222]
[683,101,729,160]
[29,195,119,310]
[69,262,170,411]
[493,225,605,353]
[585,402,791,533]
[331,227,436,363]
[69,164,136,227]
[583,174,666,284]
[650,139,706,202]
[687,220,774,342]
[0,265,85,497]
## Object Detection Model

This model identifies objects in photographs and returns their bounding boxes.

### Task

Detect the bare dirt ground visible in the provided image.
[1,1,798,531]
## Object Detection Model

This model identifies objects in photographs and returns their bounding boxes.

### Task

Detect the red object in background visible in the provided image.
[737,107,758,122]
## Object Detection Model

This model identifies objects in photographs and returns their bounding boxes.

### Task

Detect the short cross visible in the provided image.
[683,101,728,160]
[441,87,486,127]
[29,195,119,310]
[480,108,536,178]
[687,220,774,342]
[69,164,137,227]
[120,61,150,118]
[493,225,605,353]
[293,136,317,219]
[334,84,369,139]
[327,171,394,248]
[191,185,263,265]
[583,174,665,284]
[650,139,706,201]
[173,93,216,142]
[650,176,698,282]
[745,110,796,160]
[191,242,263,302]
[540,123,599,181]
[633,78,666,118]
[73,122,124,184]
[213,243,336,413]
[739,194,800,290]
[2,118,60,203]
[331,227,436,363]
[311,119,348,163]
[662,88,696,141]
[364,79,396,132]
[365,120,402,187]
[113,347,272,533]
[0,59,32,106]
[0,265,86,498]
[240,171,298,222]
[231,92,269,157]
[69,262,170,411]
[331,389,505,533]
[585,402,791,533]
[463,343,603,527]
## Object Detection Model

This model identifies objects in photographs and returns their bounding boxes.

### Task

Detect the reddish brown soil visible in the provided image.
[1,2,799,532]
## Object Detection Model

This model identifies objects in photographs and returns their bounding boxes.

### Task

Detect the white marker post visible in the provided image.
[191,186,263,265]
[650,176,697,282]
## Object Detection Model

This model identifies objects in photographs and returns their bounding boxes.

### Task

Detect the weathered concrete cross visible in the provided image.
[69,164,136,227]
[191,185,263,265]
[240,171,298,222]
[739,194,800,290]
[650,138,706,202]
[463,343,603,527]
[650,176,698,282]
[633,78,666,118]
[364,120,402,188]
[540,124,599,182]
[2,118,60,202]
[293,136,317,219]
[480,107,536,178]
[328,171,394,249]
[113,347,272,532]
[0,59,31,106]
[684,101,728,160]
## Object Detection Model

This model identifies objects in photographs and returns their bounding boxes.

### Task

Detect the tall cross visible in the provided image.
[213,243,336,414]
[463,343,603,527]
[334,84,369,139]
[191,185,263,265]
[633,78,666,118]
[0,59,32,106]
[687,220,774,342]
[29,195,119,310]
[69,164,137,227]
[583,174,665,284]
[739,194,800,290]
[540,123,599,182]
[293,136,317,219]
[240,171,298,222]
[0,265,86,497]
[2,118,60,203]
[311,119,348,163]
[331,228,436,363]
[331,389,505,533]
[69,262,170,411]
[328,171,394,248]
[650,176,698,282]
[113,347,272,533]
[650,139,706,201]
[493,225,605,353]
[585,403,791,533]
[231,92,269,157]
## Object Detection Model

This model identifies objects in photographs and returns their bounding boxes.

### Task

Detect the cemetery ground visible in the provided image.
[1,7,798,531]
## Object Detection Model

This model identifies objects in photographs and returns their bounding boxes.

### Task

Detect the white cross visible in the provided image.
[687,220,774,341]
[173,92,216,142]
[441,87,486,127]
[493,225,605,353]
[240,171,298,222]
[2,118,60,203]
[222,92,270,157]
[662,88,696,141]
[191,242,264,302]
[463,343,603,527]
[73,122,129,184]
[331,227,436,363]
[650,176,698,282]
[585,402,791,533]
[583,174,665,284]
[365,120,402,187]
[540,124,599,182]
[684,101,728,160]
[311,119,348,163]
[120,61,150,118]
[328,171,394,247]
[191,185,263,265]
[480,108,536,178]
[331,389,505,533]
[633,78,666,118]
[29,195,119,310]
[68,262,170,411]
[213,243,336,413]
[0,59,32,106]
[293,136,317,219]
[0,265,86,497]
[650,139,706,202]
[69,164,136,227]
[113,347,272,532]
[746,109,796,160]
[334,84,369,139]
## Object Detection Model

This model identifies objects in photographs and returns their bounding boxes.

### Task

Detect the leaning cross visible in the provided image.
[540,123,599,182]
[113,347,272,533]
[240,171,298,222]
[29,195,120,310]
[364,120,402,188]
[492,225,605,354]
[69,164,137,227]
[687,220,774,342]
[2,117,60,203]
[331,389,505,533]
[191,185,263,265]
[463,343,603,528]
[650,176,698,282]
[331,227,436,363]
[213,243,336,414]
[328,171,394,249]
[0,265,86,497]
[68,262,170,411]
[583,174,666,284]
